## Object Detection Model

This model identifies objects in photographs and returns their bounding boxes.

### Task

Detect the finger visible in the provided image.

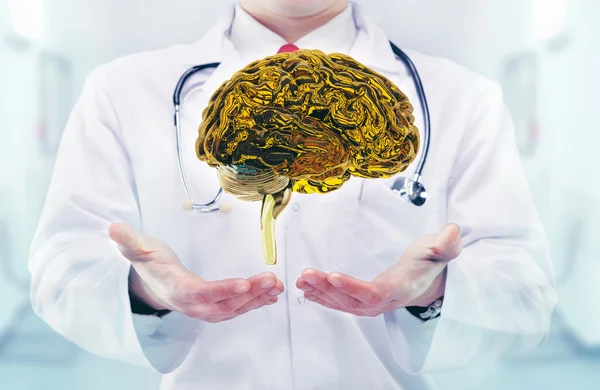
[192,286,282,317]
[219,273,283,310]
[298,269,364,309]
[297,269,328,294]
[398,224,462,265]
[108,223,149,258]
[191,278,252,304]
[297,277,347,308]
[296,276,316,292]
[235,288,282,314]
[297,277,357,308]
[326,272,387,305]
[304,289,366,311]
[200,314,237,323]
[429,223,462,261]
[198,295,277,323]
[304,294,371,316]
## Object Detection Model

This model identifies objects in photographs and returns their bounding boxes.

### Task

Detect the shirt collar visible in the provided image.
[229,3,358,63]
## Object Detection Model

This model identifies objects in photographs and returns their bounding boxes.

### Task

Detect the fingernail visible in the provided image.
[303,274,317,285]
[300,285,314,292]
[266,299,277,305]
[449,224,461,243]
[305,294,317,301]
[329,277,343,288]
[453,231,461,243]
[267,287,282,296]
[261,277,276,289]
[234,281,250,293]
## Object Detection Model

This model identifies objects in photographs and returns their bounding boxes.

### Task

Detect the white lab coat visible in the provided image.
[29,4,556,390]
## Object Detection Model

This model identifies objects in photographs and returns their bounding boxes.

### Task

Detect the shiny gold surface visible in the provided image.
[196,49,420,264]
[216,165,289,202]
[197,49,420,194]
[260,187,292,265]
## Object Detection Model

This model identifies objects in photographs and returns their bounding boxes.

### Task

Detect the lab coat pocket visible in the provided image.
[334,178,432,281]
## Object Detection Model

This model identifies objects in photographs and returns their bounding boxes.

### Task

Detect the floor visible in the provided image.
[1,304,598,390]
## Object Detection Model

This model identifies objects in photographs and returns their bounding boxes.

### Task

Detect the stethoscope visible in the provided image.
[175,41,430,213]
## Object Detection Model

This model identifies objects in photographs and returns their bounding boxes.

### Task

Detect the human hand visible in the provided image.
[108,223,284,323]
[296,224,462,317]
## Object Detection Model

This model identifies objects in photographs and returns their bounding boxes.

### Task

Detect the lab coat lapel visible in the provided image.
[195,41,247,100]
[347,3,406,77]
[181,5,247,99]
[169,5,242,116]
[184,5,235,68]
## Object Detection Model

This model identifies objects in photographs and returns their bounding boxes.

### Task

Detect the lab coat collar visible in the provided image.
[348,3,406,76]
[187,2,403,76]
[187,6,236,67]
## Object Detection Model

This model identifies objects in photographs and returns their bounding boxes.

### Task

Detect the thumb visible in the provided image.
[108,223,148,259]
[430,223,462,262]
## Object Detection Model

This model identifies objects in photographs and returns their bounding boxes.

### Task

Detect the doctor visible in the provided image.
[29,0,556,389]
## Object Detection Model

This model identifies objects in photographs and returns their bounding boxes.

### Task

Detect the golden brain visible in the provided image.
[196,49,420,195]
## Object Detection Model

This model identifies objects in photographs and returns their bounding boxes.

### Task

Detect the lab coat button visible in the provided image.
[297,295,306,305]
[292,203,300,211]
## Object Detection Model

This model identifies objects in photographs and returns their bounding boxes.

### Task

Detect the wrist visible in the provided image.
[408,267,447,308]
[128,267,170,312]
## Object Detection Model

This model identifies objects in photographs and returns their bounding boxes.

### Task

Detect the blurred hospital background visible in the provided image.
[1,0,598,388]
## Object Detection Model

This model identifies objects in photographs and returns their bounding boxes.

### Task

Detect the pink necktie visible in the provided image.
[277,43,299,53]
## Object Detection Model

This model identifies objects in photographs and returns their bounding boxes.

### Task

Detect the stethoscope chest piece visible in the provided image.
[391,175,428,207]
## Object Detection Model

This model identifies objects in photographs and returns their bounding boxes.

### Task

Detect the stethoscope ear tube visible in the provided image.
[173,62,221,106]
[388,42,431,180]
